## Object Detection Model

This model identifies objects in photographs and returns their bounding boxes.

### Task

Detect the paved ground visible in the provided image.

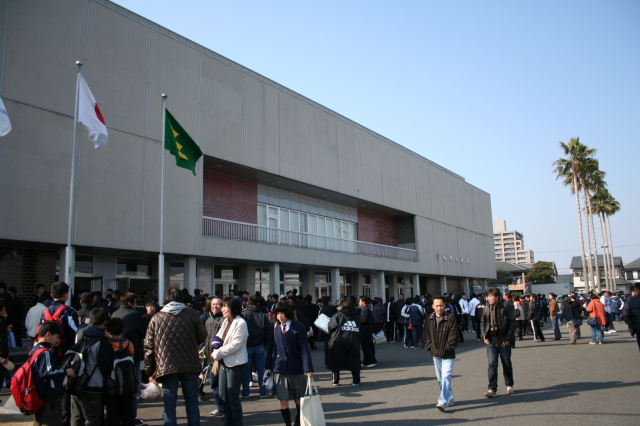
[2,321,639,425]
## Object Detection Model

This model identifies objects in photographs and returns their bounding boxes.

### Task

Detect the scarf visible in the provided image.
[489,303,499,334]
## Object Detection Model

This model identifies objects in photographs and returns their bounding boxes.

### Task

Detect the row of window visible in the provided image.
[258,203,357,240]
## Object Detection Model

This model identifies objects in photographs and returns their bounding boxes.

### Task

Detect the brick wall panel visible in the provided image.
[203,170,258,223]
[357,209,398,246]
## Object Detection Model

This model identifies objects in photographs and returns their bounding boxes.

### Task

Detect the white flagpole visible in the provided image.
[64,61,83,306]
[158,94,167,304]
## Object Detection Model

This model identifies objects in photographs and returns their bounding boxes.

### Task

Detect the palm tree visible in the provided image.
[591,189,612,290]
[605,196,621,290]
[553,138,596,291]
[580,160,605,291]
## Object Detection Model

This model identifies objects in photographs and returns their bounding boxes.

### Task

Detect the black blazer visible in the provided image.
[265,321,313,375]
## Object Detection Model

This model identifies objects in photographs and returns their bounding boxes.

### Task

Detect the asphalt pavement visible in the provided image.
[2,321,639,425]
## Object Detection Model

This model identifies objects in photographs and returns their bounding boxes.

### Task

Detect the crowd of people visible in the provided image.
[1,280,639,426]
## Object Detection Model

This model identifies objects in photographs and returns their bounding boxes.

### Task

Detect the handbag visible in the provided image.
[212,318,232,376]
[572,318,582,327]
[300,376,326,426]
[587,316,597,326]
[314,314,330,334]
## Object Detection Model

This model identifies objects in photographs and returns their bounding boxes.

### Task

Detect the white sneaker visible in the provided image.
[506,386,514,394]
[609,330,617,333]
[436,403,445,412]
[589,342,596,345]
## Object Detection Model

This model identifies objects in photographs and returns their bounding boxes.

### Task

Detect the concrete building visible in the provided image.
[0,0,495,307]
[493,220,534,264]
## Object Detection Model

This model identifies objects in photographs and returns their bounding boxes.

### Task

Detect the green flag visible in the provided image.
[164,109,203,175]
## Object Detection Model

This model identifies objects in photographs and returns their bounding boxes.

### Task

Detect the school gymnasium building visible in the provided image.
[0,0,495,308]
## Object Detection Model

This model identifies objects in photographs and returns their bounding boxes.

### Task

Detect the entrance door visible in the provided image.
[90,277,103,293]
[362,285,371,297]
[315,284,329,300]
[116,277,129,294]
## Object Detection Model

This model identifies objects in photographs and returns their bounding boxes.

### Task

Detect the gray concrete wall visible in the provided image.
[0,0,494,279]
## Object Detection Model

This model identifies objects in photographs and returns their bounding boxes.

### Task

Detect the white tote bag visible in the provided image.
[314,313,331,334]
[300,376,326,426]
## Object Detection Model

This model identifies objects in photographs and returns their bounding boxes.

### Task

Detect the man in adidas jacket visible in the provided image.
[424,296,459,412]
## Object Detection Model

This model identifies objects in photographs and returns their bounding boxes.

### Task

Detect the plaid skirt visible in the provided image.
[273,373,306,401]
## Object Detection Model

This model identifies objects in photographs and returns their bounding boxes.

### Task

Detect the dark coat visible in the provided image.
[32,342,67,401]
[144,305,207,380]
[110,304,148,361]
[327,311,361,372]
[424,312,459,359]
[241,306,271,347]
[623,295,640,333]
[385,301,399,322]
[265,321,313,375]
[359,305,374,337]
[527,300,542,321]
[306,303,320,324]
[480,301,516,343]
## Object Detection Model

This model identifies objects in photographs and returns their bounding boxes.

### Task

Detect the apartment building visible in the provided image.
[493,220,534,264]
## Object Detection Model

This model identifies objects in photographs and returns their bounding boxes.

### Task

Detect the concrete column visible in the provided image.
[331,267,340,302]
[412,274,420,298]
[238,264,255,294]
[462,278,469,296]
[482,279,488,292]
[440,276,448,295]
[353,272,364,298]
[387,274,397,302]
[269,263,280,296]
[183,256,197,294]
[302,269,315,299]
[375,271,385,299]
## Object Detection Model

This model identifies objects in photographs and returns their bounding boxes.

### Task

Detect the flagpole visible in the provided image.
[158,93,167,304]
[64,61,82,306]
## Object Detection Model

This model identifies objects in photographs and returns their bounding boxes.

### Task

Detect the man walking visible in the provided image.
[527,294,545,342]
[145,288,207,426]
[358,296,377,367]
[623,283,640,353]
[459,293,470,333]
[424,296,459,411]
[240,295,271,398]
[384,297,399,343]
[468,294,480,334]
[549,293,561,340]
[481,287,516,397]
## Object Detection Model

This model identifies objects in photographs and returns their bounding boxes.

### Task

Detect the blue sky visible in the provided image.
[115,0,640,274]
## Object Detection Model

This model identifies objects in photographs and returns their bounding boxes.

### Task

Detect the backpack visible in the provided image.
[59,336,102,396]
[514,303,522,318]
[107,347,137,397]
[11,347,48,415]
[36,305,70,349]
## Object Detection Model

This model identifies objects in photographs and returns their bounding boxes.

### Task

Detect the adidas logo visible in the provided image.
[341,320,359,332]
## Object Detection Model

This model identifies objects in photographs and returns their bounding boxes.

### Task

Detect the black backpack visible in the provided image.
[107,347,137,397]
[60,336,102,396]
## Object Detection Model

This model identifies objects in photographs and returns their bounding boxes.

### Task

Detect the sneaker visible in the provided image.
[351,382,360,386]
[364,363,377,368]
[210,410,224,417]
[609,330,617,333]
[134,420,145,426]
[598,342,603,345]
[506,387,514,394]
[436,403,445,412]
[484,390,496,398]
[413,347,418,350]
[260,394,270,398]
[589,342,596,345]
[477,339,481,342]
[240,394,251,399]
[404,345,409,349]
[333,383,340,386]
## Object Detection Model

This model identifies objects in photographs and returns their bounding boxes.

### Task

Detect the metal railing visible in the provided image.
[202,216,418,262]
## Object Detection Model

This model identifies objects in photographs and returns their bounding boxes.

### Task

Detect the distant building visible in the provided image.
[493,220,535,264]
[624,257,640,285]
[570,255,631,292]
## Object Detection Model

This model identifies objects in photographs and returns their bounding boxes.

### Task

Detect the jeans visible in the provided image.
[590,325,604,344]
[433,358,454,407]
[404,324,415,347]
[462,314,469,332]
[219,364,245,426]
[486,343,513,392]
[160,372,200,426]
[242,345,266,396]
[412,325,424,348]
[551,313,562,339]
[210,368,224,412]
[132,361,141,418]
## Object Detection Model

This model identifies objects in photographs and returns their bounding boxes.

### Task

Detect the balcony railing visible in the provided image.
[202,216,418,262]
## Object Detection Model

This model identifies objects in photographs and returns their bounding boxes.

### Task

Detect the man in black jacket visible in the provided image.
[384,297,399,343]
[358,296,377,367]
[526,294,545,342]
[481,287,516,397]
[240,296,271,398]
[110,292,148,424]
[424,296,459,412]
[623,283,640,352]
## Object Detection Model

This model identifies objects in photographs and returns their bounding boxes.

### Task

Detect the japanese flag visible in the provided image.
[77,74,108,149]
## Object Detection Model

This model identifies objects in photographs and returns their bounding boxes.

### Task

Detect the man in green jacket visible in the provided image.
[424,296,459,412]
